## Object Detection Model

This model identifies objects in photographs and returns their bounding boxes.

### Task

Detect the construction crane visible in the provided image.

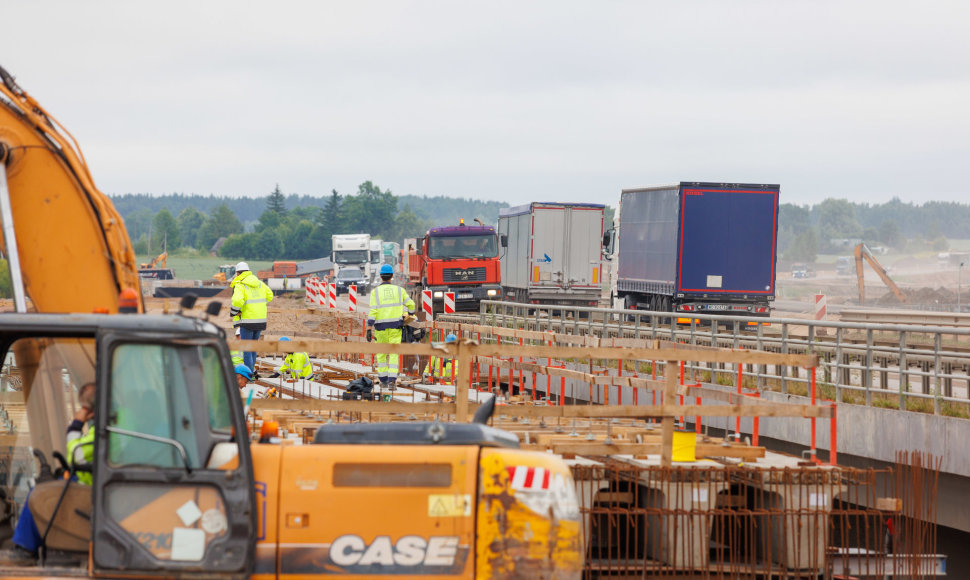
[854,243,907,305]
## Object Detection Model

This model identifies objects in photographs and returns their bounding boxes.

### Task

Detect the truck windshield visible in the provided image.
[428,235,498,259]
[337,268,363,280]
[334,250,369,264]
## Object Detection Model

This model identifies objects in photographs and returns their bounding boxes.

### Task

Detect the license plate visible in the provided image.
[457,293,473,300]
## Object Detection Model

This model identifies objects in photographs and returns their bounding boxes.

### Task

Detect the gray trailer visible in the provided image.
[498,202,605,306]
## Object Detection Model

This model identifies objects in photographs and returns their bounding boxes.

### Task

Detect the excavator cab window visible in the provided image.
[92,334,254,577]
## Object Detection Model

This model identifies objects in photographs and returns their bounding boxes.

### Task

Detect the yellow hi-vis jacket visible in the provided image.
[231,272,274,327]
[66,421,95,485]
[279,352,313,379]
[367,283,415,330]
[423,356,456,383]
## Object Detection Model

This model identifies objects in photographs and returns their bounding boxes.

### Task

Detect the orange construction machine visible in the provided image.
[0,64,582,578]
[853,243,907,306]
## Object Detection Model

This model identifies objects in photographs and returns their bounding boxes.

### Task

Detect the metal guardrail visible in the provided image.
[479,300,970,416]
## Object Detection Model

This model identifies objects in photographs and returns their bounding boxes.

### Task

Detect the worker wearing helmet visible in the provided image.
[230,262,274,372]
[367,263,415,391]
[423,333,458,384]
[269,337,313,380]
[234,363,253,391]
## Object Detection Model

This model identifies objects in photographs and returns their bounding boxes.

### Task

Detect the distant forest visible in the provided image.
[111,191,508,231]
[779,197,970,262]
[109,183,512,260]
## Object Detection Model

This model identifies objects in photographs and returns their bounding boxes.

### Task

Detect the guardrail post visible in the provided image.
[898,330,907,410]
[864,329,874,402]
[933,332,942,415]
[780,322,789,394]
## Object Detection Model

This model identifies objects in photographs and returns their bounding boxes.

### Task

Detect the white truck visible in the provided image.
[369,238,384,284]
[497,202,606,307]
[332,233,371,280]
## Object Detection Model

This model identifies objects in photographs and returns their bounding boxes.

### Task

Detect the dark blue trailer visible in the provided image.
[605,182,779,317]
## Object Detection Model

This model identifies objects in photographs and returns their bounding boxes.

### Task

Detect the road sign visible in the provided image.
[348,285,357,312]
[444,292,455,314]
[422,290,433,317]
[328,283,337,309]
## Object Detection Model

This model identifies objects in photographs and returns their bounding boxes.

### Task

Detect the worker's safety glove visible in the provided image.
[366,329,373,342]
[252,370,260,381]
[268,372,281,379]
[229,306,241,317]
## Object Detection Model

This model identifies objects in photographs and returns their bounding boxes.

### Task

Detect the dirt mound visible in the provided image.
[875,286,955,306]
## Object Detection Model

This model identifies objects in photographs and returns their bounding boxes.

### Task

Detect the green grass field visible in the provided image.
[136,253,276,281]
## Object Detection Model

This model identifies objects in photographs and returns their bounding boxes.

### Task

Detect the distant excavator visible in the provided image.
[138,251,167,270]
[854,243,907,305]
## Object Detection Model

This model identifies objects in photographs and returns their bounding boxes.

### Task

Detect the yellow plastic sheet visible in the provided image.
[672,431,697,462]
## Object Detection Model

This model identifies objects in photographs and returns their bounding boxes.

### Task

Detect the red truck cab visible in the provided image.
[407,222,503,312]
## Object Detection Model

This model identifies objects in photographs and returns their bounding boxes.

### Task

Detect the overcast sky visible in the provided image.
[3,1,969,207]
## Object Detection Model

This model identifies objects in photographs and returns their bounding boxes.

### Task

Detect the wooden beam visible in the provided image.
[455,340,471,422]
[661,360,677,467]
[521,441,766,460]
[250,399,834,419]
[229,334,818,367]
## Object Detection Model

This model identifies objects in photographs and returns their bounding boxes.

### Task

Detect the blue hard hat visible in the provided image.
[445,333,457,343]
[380,264,394,276]
[279,336,290,341]
[234,364,253,380]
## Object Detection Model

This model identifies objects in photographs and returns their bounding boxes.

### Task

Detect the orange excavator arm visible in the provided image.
[0,64,142,313]
[854,243,907,306]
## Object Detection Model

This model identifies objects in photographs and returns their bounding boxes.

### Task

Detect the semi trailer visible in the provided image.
[604,182,779,319]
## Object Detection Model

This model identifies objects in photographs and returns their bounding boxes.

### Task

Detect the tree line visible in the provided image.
[118,182,509,260]
[779,197,969,262]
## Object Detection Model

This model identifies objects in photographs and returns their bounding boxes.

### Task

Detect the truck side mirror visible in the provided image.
[415,245,423,256]
[602,231,611,248]
[500,234,508,248]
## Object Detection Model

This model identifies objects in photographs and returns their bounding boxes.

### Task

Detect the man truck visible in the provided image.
[0,63,582,578]
[407,221,503,313]
[497,202,605,307]
[604,182,779,319]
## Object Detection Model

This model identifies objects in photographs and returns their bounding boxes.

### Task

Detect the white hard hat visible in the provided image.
[235,261,250,272]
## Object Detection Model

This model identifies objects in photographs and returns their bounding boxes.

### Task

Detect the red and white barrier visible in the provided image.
[444,292,455,314]
[348,285,357,312]
[815,293,827,320]
[328,283,337,309]
[422,290,433,317]
[304,276,317,305]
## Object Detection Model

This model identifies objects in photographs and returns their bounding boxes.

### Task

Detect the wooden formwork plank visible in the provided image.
[251,399,832,419]
[522,441,765,460]
[228,337,819,367]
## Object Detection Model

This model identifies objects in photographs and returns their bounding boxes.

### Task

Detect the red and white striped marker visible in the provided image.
[316,279,327,307]
[444,292,455,314]
[304,276,316,305]
[328,283,337,309]
[422,290,433,317]
[348,285,357,312]
[814,293,827,320]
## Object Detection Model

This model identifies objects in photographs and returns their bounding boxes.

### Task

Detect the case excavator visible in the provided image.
[0,64,582,578]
